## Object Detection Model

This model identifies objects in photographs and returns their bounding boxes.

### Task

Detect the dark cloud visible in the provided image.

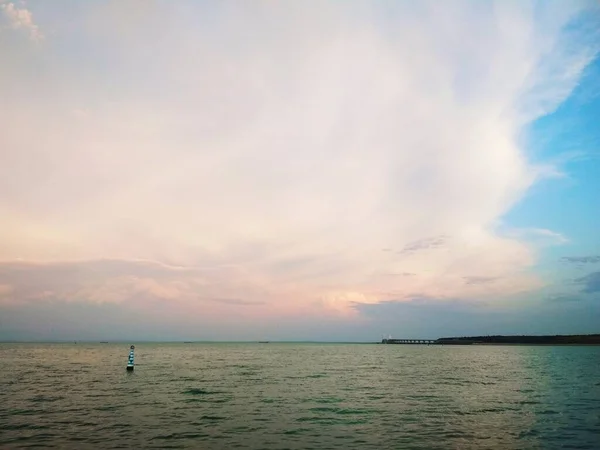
[353,296,478,316]
[0,300,207,342]
[397,235,449,255]
[352,297,493,339]
[575,271,600,294]
[546,294,581,303]
[2,293,599,342]
[463,276,498,285]
[561,256,600,264]
[352,294,600,339]
[0,300,363,342]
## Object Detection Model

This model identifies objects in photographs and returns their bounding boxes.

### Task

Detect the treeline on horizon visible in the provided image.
[437,334,600,344]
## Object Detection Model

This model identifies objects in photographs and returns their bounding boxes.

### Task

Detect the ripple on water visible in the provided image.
[309,406,375,415]
[283,428,311,435]
[314,397,344,404]
[297,416,369,425]
[200,415,228,422]
[183,388,224,395]
[153,432,210,440]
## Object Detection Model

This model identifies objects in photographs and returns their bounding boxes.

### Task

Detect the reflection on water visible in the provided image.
[1,343,599,449]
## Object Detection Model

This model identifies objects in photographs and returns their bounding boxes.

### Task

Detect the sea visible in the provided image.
[1,342,599,449]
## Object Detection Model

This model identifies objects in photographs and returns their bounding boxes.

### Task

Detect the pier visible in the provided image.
[382,338,439,344]
[381,338,475,345]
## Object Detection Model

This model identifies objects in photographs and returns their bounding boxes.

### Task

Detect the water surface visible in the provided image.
[1,343,599,449]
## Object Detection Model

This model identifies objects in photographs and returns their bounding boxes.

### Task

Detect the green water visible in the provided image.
[1,343,599,449]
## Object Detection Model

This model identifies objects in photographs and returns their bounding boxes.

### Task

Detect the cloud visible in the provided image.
[352,293,600,338]
[0,1,42,41]
[3,292,599,341]
[546,294,581,303]
[385,272,417,277]
[0,1,599,331]
[463,276,499,285]
[0,283,12,298]
[209,298,265,306]
[397,236,449,255]
[562,256,600,264]
[0,259,273,312]
[575,271,600,294]
[501,227,569,246]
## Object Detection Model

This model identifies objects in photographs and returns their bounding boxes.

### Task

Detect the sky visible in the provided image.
[1,0,599,342]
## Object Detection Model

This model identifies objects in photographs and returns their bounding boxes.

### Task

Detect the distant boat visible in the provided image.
[258,341,270,344]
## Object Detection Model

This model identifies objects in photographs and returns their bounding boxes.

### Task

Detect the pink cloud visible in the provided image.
[1,1,42,41]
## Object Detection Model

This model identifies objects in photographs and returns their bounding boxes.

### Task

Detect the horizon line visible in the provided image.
[2,333,600,344]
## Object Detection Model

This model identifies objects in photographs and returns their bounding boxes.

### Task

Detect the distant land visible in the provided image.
[382,334,600,345]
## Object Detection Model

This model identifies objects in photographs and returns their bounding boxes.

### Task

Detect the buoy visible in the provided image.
[126,345,135,371]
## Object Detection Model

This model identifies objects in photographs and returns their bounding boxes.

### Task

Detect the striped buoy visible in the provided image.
[126,345,135,371]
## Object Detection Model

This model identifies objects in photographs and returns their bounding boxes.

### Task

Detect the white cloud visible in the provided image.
[0,1,597,316]
[0,1,42,41]
[500,227,569,247]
